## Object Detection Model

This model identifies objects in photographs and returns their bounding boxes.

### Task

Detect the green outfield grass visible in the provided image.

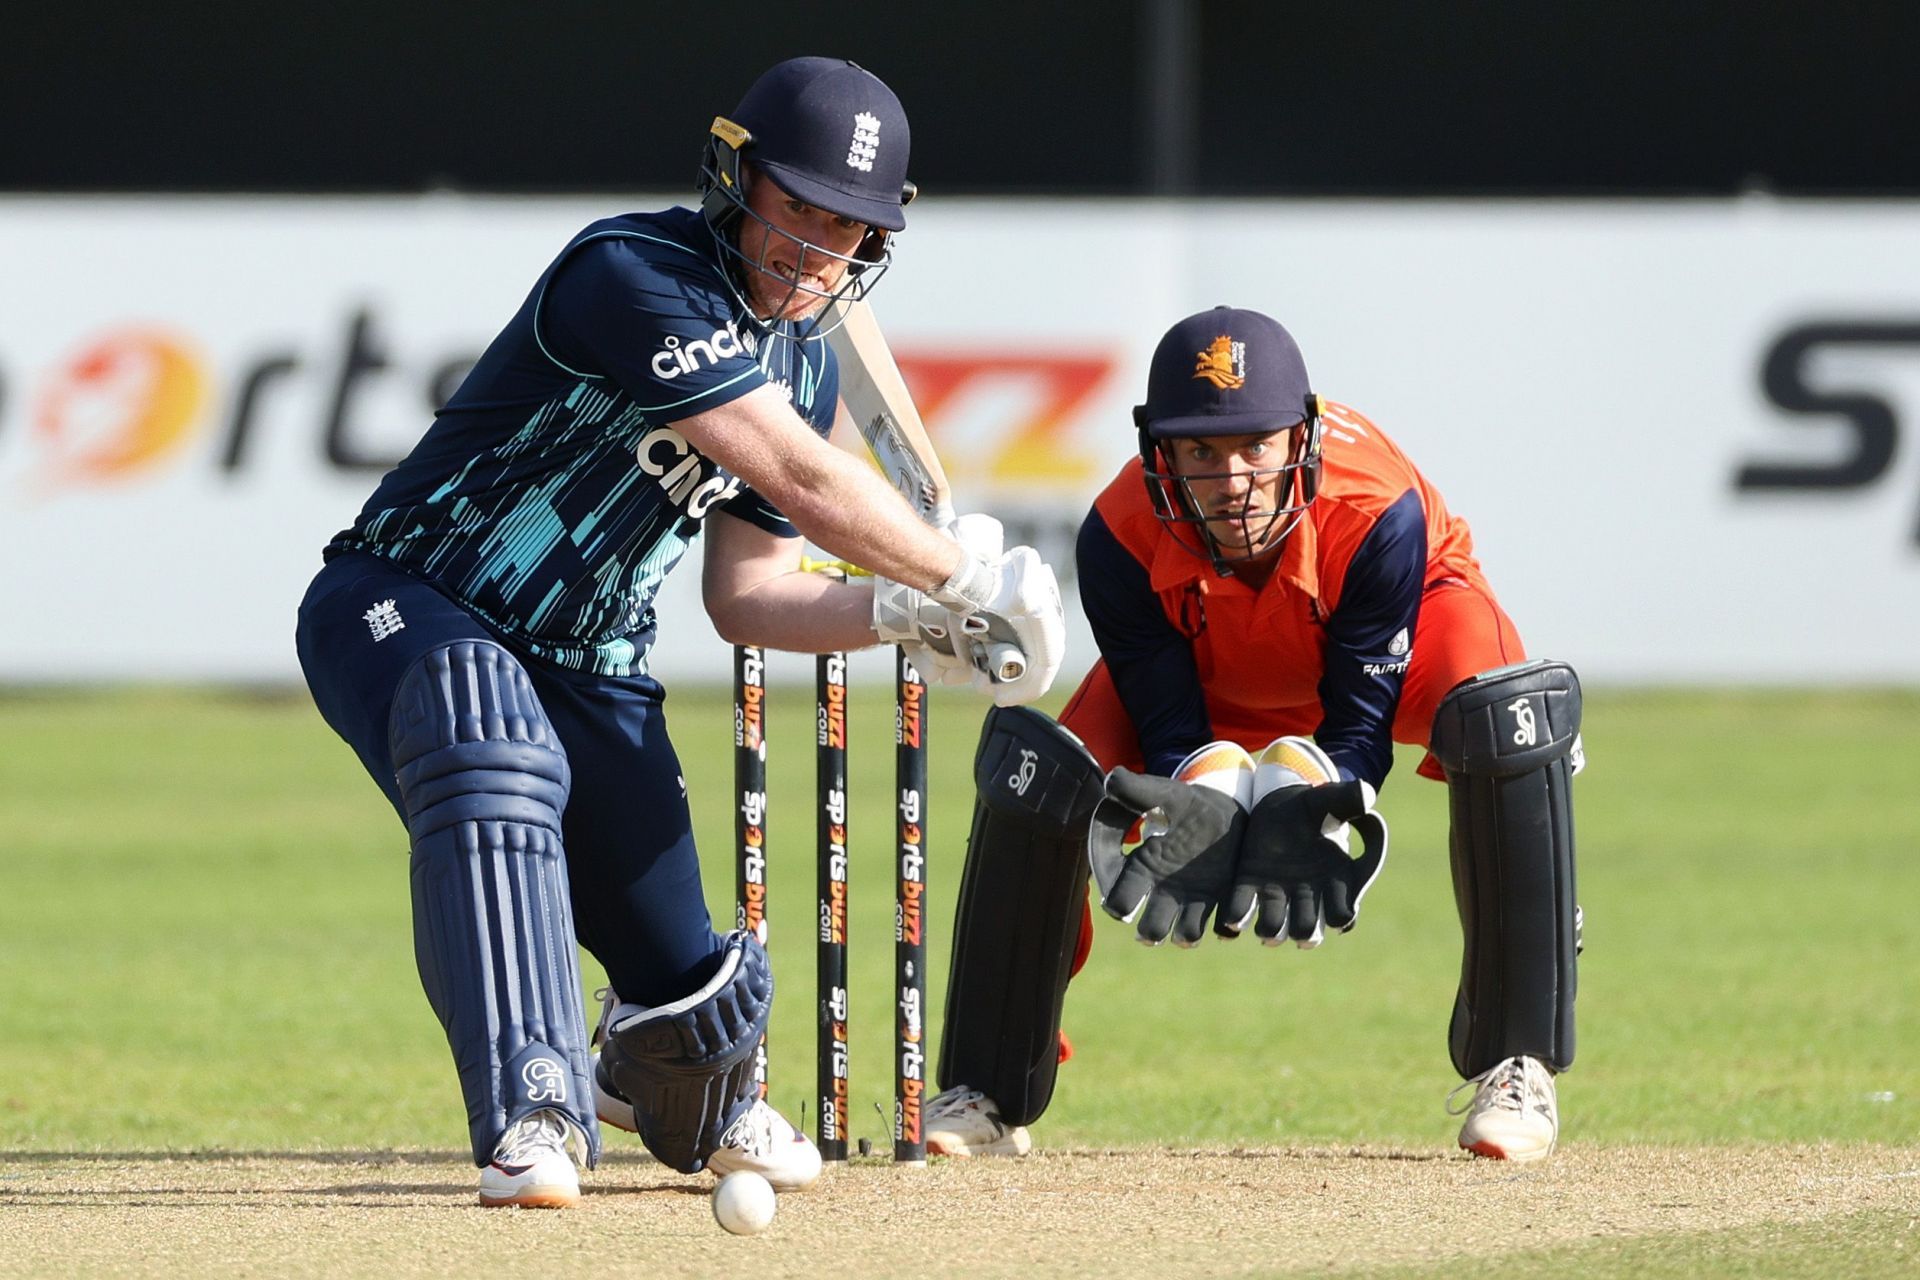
[1,683,1916,1155]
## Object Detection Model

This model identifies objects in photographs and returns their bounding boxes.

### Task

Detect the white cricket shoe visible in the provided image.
[924,1086,1032,1158]
[1450,1055,1559,1163]
[590,1050,821,1192]
[706,1098,824,1191]
[478,1108,587,1209]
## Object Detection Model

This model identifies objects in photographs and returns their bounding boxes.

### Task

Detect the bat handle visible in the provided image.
[956,614,1026,684]
[982,640,1026,684]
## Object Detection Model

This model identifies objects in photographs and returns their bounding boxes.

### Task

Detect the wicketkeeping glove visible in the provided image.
[1222,779,1389,947]
[1092,768,1248,947]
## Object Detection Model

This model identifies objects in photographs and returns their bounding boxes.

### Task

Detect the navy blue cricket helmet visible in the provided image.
[1133,306,1327,573]
[699,57,916,327]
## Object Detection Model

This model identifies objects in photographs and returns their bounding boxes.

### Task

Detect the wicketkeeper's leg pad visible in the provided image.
[598,931,773,1174]
[1430,659,1582,1077]
[389,640,600,1167]
[938,706,1109,1127]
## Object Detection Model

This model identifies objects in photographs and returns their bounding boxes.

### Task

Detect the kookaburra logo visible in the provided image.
[1507,696,1539,747]
[635,425,744,517]
[522,1058,567,1104]
[1008,748,1039,796]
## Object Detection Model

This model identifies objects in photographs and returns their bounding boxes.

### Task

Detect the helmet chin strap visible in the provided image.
[1151,447,1312,576]
[1136,392,1325,575]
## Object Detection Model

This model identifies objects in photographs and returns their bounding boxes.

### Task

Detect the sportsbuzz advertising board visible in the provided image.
[1,196,1917,684]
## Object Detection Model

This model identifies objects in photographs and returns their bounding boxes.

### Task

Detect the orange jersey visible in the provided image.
[1070,401,1520,786]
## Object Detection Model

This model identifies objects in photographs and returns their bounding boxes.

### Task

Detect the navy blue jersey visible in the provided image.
[328,206,838,676]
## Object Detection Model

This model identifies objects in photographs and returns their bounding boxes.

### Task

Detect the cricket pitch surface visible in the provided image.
[5,1144,1915,1278]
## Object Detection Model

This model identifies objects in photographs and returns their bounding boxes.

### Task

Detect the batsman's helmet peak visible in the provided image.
[721,57,913,231]
[698,58,916,334]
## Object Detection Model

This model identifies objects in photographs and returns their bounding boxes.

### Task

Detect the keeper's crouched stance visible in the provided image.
[927,307,1583,1164]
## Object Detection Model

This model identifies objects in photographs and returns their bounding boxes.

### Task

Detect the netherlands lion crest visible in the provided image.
[1192,335,1247,390]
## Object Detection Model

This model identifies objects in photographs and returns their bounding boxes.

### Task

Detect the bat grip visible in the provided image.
[955,613,1026,683]
[982,640,1026,683]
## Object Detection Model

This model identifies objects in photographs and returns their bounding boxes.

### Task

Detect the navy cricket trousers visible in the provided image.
[295,551,725,1007]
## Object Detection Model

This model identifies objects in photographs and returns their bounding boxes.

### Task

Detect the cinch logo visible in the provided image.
[34,329,208,485]
[649,325,746,380]
[634,425,744,517]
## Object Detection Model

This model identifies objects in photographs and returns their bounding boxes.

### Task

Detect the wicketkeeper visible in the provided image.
[295,57,1062,1208]
[926,306,1581,1163]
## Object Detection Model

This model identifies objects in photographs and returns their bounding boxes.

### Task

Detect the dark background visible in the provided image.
[6,0,1916,196]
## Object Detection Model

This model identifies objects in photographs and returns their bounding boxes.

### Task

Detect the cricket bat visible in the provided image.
[824,297,1023,682]
[825,297,957,529]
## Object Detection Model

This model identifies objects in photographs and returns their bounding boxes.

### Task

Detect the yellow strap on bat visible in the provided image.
[800,556,872,578]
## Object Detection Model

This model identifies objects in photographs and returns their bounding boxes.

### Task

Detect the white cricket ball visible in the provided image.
[711,1170,777,1235]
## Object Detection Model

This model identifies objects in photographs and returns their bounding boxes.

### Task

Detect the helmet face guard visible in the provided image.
[1137,397,1324,574]
[698,116,915,337]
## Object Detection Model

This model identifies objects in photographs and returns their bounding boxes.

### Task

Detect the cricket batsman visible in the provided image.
[925,306,1581,1163]
[295,57,1064,1208]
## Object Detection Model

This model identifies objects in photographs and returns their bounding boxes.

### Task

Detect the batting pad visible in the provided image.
[389,640,599,1168]
[940,706,1108,1126]
[599,931,773,1174]
[1430,659,1582,1077]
